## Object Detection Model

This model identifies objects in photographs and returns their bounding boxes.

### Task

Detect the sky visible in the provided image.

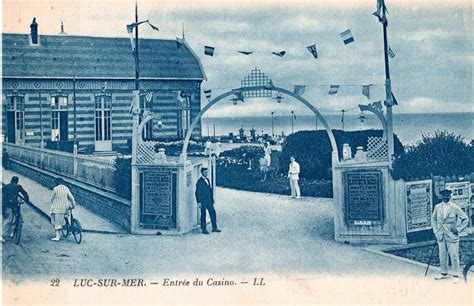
[2,0,473,117]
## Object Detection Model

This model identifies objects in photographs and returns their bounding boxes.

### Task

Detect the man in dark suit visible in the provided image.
[195,167,220,234]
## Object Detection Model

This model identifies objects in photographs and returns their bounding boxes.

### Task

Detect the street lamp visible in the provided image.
[291,110,295,134]
[271,111,274,136]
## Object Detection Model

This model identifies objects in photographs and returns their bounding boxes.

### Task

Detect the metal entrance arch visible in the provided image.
[181,85,339,161]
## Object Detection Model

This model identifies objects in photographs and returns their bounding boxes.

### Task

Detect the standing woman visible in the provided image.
[288,156,301,199]
[50,178,76,241]
[263,142,272,167]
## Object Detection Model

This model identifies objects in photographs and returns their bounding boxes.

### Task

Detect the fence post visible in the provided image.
[73,149,78,179]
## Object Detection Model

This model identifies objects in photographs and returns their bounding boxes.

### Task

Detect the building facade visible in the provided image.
[2,21,206,152]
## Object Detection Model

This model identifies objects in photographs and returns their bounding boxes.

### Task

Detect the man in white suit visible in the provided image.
[431,189,469,283]
[287,156,301,199]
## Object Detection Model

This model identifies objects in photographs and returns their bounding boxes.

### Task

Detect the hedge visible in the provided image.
[279,129,404,180]
[392,130,474,180]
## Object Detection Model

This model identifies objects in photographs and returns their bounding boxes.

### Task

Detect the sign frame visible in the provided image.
[405,179,433,233]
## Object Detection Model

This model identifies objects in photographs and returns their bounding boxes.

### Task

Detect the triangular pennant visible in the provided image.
[306,44,318,59]
[340,29,354,45]
[362,85,371,100]
[203,89,212,100]
[328,85,339,95]
[391,91,398,105]
[238,51,253,55]
[272,51,286,57]
[294,85,305,96]
[148,22,159,32]
[388,47,395,58]
[176,37,184,49]
[204,46,215,56]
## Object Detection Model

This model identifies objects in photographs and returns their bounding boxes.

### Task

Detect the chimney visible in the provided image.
[30,18,38,45]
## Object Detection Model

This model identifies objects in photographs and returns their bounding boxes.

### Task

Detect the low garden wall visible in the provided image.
[10,159,131,231]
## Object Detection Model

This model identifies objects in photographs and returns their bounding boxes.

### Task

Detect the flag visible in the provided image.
[176,37,184,49]
[204,46,215,56]
[148,22,159,31]
[294,85,306,96]
[238,51,253,55]
[328,85,339,95]
[340,29,354,45]
[145,92,153,102]
[362,85,371,99]
[391,91,398,105]
[388,47,395,58]
[306,44,318,59]
[126,24,135,51]
[203,89,212,100]
[373,0,388,23]
[272,51,286,57]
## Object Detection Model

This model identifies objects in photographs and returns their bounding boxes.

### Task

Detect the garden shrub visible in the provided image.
[392,131,474,180]
[279,129,404,180]
[114,156,132,200]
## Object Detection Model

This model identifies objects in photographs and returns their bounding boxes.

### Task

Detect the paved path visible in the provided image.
[2,170,472,304]
[2,170,126,234]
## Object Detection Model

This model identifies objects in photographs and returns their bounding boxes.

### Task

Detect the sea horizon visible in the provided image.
[201,112,474,146]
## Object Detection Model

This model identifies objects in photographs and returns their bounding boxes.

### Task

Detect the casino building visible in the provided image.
[2,19,206,152]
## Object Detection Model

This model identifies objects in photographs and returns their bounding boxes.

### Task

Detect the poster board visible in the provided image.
[405,180,433,233]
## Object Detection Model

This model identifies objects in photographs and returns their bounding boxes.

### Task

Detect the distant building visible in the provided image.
[2,19,206,152]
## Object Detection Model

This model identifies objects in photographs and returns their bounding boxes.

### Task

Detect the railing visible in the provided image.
[3,143,117,192]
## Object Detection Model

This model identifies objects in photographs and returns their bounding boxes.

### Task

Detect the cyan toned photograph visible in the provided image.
[1,0,473,304]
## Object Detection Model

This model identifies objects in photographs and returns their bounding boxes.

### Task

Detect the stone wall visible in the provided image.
[10,159,131,232]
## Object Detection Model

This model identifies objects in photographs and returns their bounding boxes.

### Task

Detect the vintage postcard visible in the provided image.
[1,0,473,304]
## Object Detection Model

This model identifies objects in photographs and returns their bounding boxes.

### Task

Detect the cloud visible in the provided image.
[399,97,473,113]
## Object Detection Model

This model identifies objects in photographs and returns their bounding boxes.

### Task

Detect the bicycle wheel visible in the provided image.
[61,218,70,237]
[71,219,82,244]
[463,261,474,284]
[14,214,22,245]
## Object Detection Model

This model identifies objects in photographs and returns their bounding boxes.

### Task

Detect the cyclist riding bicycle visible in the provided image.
[50,177,75,241]
[2,176,29,242]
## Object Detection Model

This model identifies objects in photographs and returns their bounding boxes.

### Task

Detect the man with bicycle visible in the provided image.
[2,176,29,242]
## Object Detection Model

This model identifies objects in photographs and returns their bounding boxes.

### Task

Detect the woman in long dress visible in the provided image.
[50,178,76,241]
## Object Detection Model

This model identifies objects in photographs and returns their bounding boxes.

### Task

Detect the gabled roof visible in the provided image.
[2,33,206,80]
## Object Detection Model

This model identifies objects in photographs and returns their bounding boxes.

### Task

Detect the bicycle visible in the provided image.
[61,207,82,244]
[463,259,474,283]
[6,197,24,245]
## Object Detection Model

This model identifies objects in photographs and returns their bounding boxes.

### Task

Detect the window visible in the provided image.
[51,95,68,141]
[95,94,112,141]
[139,93,153,139]
[6,94,25,143]
[178,97,191,139]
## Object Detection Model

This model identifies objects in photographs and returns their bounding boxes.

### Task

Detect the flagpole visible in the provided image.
[381,0,395,162]
[134,1,140,90]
